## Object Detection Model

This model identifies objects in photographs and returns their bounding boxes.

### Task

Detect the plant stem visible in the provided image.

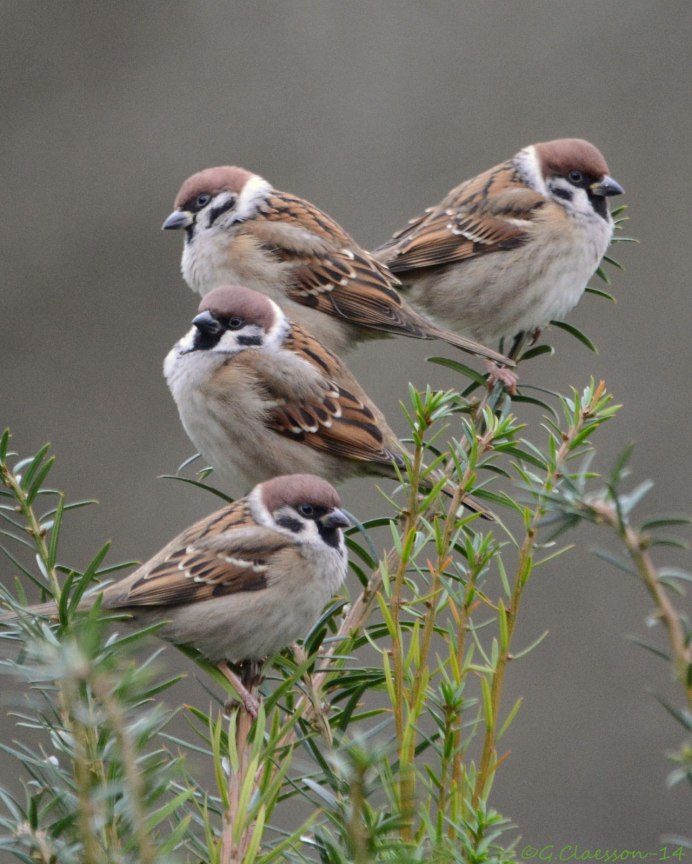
[589,503,692,707]
[472,529,532,807]
[60,679,105,864]
[95,679,157,864]
[472,390,601,806]
[624,535,691,705]
[0,459,62,597]
[221,688,257,864]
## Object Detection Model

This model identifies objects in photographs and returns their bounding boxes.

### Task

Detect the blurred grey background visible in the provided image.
[1,0,691,851]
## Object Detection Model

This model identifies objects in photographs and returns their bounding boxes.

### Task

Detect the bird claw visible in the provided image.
[224,691,260,718]
[217,661,262,719]
[485,360,518,395]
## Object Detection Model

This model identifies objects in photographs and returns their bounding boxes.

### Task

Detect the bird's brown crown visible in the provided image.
[198,285,278,331]
[260,474,342,514]
[174,166,254,209]
[534,138,609,179]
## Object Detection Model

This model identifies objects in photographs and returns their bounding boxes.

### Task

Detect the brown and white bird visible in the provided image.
[6,474,350,716]
[161,165,511,365]
[164,284,410,498]
[375,138,624,348]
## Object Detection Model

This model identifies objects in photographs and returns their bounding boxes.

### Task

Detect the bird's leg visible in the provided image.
[484,359,519,395]
[240,658,264,689]
[218,661,262,718]
[483,329,540,396]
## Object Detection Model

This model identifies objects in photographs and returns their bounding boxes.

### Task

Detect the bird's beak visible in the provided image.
[590,175,624,197]
[162,210,194,230]
[321,508,351,530]
[192,310,222,335]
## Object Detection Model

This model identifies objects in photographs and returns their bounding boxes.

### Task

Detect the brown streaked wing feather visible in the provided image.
[258,191,353,249]
[115,550,270,606]
[100,502,292,607]
[257,192,426,337]
[265,328,403,470]
[272,385,402,470]
[379,161,545,272]
[292,249,443,339]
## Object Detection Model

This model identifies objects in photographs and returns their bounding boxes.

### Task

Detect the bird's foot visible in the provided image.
[484,359,519,395]
[218,662,261,718]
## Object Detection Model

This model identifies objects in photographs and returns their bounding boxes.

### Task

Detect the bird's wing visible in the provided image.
[252,192,431,338]
[100,503,292,607]
[239,333,403,471]
[376,160,545,272]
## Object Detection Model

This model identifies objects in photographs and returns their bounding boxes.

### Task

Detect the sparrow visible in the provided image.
[374,138,624,348]
[161,165,511,366]
[5,474,350,716]
[164,284,410,498]
[164,285,494,518]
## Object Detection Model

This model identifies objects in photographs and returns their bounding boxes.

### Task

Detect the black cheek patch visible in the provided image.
[208,197,237,227]
[276,515,304,534]
[552,187,573,203]
[237,334,263,347]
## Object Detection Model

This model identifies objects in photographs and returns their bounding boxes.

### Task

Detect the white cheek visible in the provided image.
[299,521,321,544]
[548,182,611,226]
[563,186,591,217]
[216,330,248,354]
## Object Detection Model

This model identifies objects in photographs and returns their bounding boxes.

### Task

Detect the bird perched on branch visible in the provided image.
[164,285,493,517]
[375,138,623,355]
[162,165,511,366]
[164,284,410,496]
[4,474,350,717]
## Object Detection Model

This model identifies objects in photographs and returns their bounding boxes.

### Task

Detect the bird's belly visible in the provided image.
[148,546,344,663]
[406,227,609,343]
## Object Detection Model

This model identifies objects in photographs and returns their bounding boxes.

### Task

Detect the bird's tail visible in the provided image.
[0,600,59,623]
[427,323,513,366]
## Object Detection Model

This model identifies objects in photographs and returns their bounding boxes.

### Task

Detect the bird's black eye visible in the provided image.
[568,170,584,185]
[228,317,244,330]
[183,193,213,213]
[298,503,315,517]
